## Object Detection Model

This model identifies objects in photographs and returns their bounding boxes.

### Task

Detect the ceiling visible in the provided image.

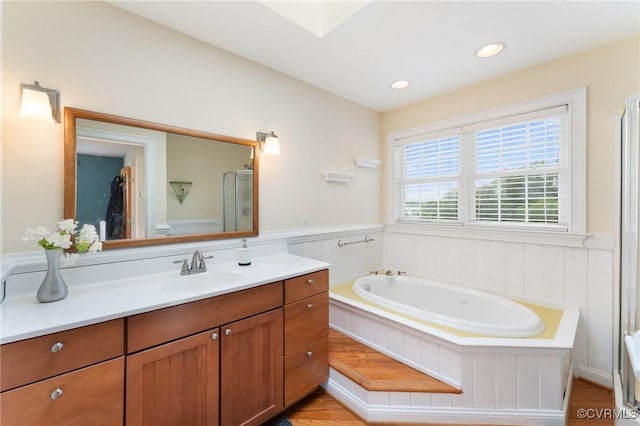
[108,1,640,112]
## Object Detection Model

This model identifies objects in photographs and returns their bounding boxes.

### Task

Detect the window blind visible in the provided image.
[471,112,567,226]
[395,134,460,222]
[389,89,585,233]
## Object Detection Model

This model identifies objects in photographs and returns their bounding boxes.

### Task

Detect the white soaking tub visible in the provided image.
[352,274,544,337]
[327,273,580,425]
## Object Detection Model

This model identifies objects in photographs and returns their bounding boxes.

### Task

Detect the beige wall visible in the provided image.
[383,35,640,235]
[166,134,249,221]
[1,1,382,253]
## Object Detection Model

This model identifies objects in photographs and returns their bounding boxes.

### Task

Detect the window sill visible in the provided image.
[385,222,588,248]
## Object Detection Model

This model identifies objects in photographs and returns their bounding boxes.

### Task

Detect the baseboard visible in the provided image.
[324,377,567,425]
[576,365,613,389]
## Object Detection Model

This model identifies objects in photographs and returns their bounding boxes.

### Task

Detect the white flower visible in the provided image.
[22,226,50,242]
[77,224,99,244]
[45,232,72,250]
[23,219,102,253]
[57,219,78,234]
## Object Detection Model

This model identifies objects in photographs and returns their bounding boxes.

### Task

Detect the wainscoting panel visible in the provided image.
[287,230,383,286]
[382,228,614,387]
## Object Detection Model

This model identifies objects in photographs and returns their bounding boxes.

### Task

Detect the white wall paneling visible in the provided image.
[383,226,615,387]
[287,228,383,285]
[328,299,573,425]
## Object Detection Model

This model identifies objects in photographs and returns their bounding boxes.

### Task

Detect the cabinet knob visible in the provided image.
[306,351,313,358]
[50,342,64,353]
[306,279,314,285]
[211,333,218,341]
[306,303,313,309]
[50,388,63,400]
[225,329,232,336]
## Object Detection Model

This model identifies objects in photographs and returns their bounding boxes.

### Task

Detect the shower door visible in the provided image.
[223,170,254,232]
[621,93,640,408]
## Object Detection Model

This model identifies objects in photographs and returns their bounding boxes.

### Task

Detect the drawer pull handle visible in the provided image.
[50,388,63,400]
[211,333,218,341]
[307,279,314,285]
[306,351,313,358]
[307,303,313,309]
[50,342,64,353]
[225,329,232,336]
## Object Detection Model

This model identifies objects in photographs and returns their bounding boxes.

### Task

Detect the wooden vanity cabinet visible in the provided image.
[283,270,329,406]
[1,269,329,426]
[125,281,285,426]
[0,319,125,426]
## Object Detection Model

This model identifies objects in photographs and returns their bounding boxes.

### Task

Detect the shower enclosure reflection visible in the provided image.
[223,170,254,232]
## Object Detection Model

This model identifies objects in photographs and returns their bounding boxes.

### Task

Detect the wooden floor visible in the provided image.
[328,329,460,394]
[282,329,615,425]
[283,379,614,425]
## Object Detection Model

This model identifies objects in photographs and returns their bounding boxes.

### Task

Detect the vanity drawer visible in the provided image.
[127,281,283,353]
[0,357,124,426]
[284,337,328,407]
[0,319,124,392]
[284,292,329,355]
[284,269,328,304]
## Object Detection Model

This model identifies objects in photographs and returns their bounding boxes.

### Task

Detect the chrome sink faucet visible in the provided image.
[173,250,213,275]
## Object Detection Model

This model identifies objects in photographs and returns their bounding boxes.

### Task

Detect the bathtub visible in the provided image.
[352,273,544,337]
[327,273,580,425]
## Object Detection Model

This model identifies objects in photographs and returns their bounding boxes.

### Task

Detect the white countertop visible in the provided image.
[0,253,329,344]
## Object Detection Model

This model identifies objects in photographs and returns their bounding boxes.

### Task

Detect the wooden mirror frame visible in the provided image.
[64,107,260,249]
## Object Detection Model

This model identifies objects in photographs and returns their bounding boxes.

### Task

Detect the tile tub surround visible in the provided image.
[327,290,579,425]
[0,248,329,344]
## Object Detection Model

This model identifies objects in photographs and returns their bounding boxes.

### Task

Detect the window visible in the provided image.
[388,88,586,233]
[397,134,460,221]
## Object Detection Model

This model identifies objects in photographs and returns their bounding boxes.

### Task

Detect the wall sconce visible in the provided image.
[256,131,281,156]
[18,81,60,123]
[170,181,192,204]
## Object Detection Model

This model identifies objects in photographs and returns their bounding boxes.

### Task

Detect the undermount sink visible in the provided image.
[162,270,243,293]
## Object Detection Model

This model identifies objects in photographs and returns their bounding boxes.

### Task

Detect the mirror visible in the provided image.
[64,107,259,249]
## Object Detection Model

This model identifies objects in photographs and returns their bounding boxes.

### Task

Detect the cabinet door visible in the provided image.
[126,329,220,426]
[220,309,283,426]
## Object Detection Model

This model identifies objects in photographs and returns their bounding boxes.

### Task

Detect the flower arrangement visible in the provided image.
[23,219,103,254]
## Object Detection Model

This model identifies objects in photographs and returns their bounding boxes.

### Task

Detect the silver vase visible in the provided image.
[36,249,68,303]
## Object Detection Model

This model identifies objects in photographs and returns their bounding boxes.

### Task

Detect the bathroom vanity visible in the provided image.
[0,253,329,426]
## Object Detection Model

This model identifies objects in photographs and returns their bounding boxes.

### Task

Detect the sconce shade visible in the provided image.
[18,81,60,123]
[170,181,192,204]
[264,133,281,155]
[257,131,281,156]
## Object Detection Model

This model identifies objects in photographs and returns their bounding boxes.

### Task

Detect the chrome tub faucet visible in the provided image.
[369,270,407,276]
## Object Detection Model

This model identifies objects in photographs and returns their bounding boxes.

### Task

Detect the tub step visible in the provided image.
[328,329,461,394]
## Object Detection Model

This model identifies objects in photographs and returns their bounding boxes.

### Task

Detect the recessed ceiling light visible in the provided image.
[391,80,411,89]
[475,42,506,58]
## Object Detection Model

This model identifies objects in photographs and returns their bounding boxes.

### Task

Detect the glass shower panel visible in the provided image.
[621,94,640,408]
[223,170,253,232]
